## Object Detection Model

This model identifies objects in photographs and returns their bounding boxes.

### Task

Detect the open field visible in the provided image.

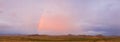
[0,35,120,42]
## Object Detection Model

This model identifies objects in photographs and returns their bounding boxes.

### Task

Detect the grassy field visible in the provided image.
[0,35,120,42]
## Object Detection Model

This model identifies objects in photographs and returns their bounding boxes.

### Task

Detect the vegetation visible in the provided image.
[0,34,120,42]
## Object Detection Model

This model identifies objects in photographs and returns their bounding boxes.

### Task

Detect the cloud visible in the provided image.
[0,0,120,35]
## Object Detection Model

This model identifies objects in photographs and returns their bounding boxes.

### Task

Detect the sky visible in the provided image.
[0,0,120,35]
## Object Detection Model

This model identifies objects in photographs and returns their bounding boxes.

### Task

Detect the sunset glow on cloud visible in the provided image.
[0,0,120,35]
[38,1,74,34]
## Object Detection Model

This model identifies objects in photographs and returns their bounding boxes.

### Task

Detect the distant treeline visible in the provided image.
[28,34,120,38]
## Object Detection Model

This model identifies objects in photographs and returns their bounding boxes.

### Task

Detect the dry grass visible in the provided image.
[0,35,120,42]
